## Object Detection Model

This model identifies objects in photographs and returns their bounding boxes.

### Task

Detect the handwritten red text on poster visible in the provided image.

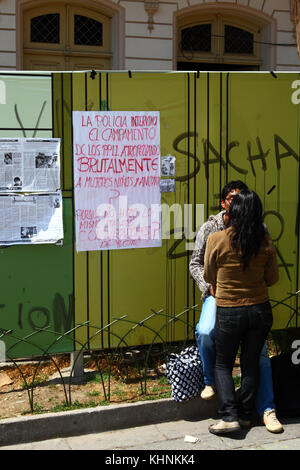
[73,111,161,252]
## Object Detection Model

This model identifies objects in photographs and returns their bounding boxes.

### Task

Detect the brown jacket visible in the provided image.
[203,227,279,307]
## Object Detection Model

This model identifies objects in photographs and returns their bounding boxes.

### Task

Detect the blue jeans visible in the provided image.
[195,295,276,416]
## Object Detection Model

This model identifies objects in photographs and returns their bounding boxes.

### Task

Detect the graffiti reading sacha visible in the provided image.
[168,131,298,278]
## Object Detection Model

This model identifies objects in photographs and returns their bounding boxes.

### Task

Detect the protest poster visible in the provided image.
[72,111,161,252]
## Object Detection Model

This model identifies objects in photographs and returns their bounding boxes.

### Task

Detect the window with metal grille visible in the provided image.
[74,15,103,46]
[224,25,254,54]
[30,14,60,44]
[181,24,211,52]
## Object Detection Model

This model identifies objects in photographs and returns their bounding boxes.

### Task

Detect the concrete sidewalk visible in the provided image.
[1,416,300,450]
[0,394,299,450]
[0,395,219,447]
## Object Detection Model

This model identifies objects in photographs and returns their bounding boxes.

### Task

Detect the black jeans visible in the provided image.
[214,301,273,422]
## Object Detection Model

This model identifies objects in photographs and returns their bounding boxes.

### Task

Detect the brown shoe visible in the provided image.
[209,420,241,435]
[263,409,283,433]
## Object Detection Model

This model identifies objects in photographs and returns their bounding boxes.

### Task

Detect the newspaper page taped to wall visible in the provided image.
[72,111,161,252]
[0,138,60,192]
[0,192,63,245]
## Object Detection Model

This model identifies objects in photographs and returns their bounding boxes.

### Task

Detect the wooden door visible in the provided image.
[23,3,112,70]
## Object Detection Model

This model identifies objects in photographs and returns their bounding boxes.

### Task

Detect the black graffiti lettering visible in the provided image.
[63,99,71,117]
[247,137,269,177]
[227,141,248,175]
[32,101,47,137]
[202,139,226,179]
[173,133,299,181]
[14,101,47,138]
[28,307,50,330]
[173,132,201,182]
[167,228,189,259]
[274,134,299,170]
[263,211,284,242]
[263,210,293,280]
[275,246,293,282]
[267,185,276,195]
[202,140,247,177]
[53,293,74,333]
[171,131,298,289]
[14,104,26,137]
[15,294,73,332]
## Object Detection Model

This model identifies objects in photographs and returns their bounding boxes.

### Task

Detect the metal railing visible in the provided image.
[0,292,299,416]
[0,306,200,414]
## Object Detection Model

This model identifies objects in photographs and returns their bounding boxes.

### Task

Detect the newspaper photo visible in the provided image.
[0,138,60,192]
[161,155,176,177]
[0,191,63,245]
[160,178,176,193]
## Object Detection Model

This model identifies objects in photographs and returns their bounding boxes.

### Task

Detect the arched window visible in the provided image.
[181,24,212,53]
[20,1,118,70]
[224,25,254,55]
[30,14,60,44]
[74,15,103,46]
[176,9,270,71]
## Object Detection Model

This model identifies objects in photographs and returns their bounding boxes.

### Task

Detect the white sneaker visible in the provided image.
[201,385,216,400]
[263,409,283,433]
[209,420,241,435]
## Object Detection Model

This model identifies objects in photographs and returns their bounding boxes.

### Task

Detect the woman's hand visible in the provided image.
[209,285,216,297]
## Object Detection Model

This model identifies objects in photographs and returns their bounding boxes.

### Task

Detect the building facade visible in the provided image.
[0,0,300,71]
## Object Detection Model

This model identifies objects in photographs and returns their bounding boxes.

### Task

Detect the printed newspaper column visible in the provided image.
[0,138,63,245]
[72,111,161,252]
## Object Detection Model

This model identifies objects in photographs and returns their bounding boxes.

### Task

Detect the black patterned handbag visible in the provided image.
[165,346,205,402]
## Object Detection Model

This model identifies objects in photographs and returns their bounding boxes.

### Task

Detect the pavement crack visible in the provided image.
[63,438,73,450]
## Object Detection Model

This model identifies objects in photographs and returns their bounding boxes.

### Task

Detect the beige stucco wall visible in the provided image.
[0,0,299,70]
[0,0,16,69]
[122,0,300,70]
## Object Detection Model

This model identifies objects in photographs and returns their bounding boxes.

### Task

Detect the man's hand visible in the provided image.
[209,285,216,297]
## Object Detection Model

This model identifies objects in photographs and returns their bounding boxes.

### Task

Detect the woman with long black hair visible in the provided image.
[203,190,279,435]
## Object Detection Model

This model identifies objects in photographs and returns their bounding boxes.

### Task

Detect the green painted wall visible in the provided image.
[0,74,74,358]
[0,72,299,358]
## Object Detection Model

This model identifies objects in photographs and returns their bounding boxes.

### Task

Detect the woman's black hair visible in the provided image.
[229,190,266,270]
